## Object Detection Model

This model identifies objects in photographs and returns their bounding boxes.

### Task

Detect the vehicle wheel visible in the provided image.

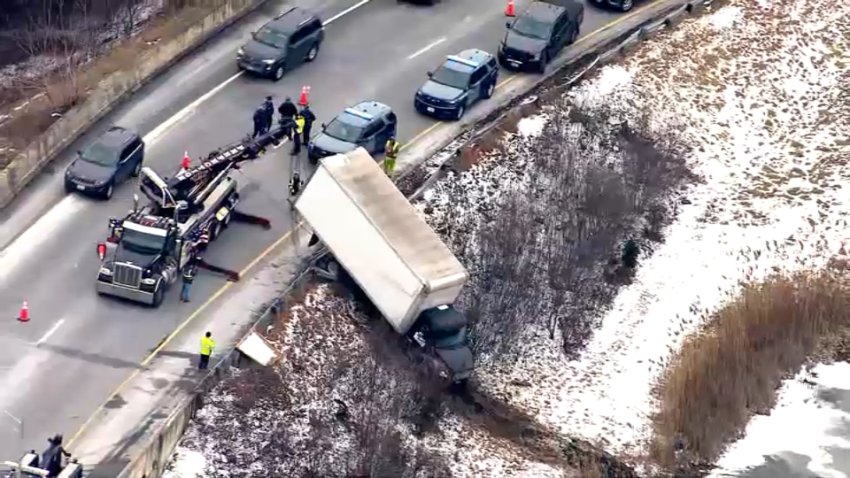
[569,28,579,45]
[483,80,495,99]
[273,65,285,81]
[210,221,223,241]
[131,160,142,177]
[103,183,114,200]
[536,53,547,74]
[306,43,320,62]
[64,182,74,194]
[454,105,465,121]
[620,0,633,11]
[151,284,164,308]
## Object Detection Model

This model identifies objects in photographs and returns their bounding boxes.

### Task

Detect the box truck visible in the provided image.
[294,147,473,381]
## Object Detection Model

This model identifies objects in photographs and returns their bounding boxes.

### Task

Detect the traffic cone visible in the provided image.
[18,300,29,322]
[505,0,516,16]
[298,86,310,106]
[181,151,191,170]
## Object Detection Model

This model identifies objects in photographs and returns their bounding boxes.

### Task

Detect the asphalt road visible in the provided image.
[0,0,623,457]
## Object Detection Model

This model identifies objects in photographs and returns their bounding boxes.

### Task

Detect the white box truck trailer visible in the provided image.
[294,147,473,381]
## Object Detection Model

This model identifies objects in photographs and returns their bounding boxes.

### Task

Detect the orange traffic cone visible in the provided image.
[298,86,310,106]
[18,300,29,322]
[181,151,191,170]
[505,0,516,16]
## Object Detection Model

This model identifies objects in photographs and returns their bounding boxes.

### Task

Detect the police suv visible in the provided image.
[414,49,499,121]
[308,101,398,163]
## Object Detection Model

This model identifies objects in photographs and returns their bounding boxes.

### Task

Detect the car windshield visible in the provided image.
[324,115,367,143]
[431,62,473,89]
[512,16,552,40]
[254,26,288,49]
[80,142,118,167]
[122,227,166,255]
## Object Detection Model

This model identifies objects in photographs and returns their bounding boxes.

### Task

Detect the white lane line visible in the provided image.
[324,0,371,26]
[143,70,244,145]
[36,319,66,346]
[406,37,447,61]
[0,195,86,284]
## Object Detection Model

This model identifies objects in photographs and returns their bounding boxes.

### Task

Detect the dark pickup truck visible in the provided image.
[498,0,584,73]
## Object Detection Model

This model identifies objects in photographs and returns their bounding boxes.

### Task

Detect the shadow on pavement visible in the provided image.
[36,343,144,370]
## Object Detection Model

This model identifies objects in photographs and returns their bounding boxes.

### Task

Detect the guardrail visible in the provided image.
[112,1,716,476]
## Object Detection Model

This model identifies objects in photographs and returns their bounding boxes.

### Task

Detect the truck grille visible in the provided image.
[113,263,143,288]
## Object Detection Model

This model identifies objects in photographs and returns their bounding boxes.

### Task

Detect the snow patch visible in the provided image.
[516,114,549,138]
[712,362,850,478]
[706,6,744,30]
[163,447,207,478]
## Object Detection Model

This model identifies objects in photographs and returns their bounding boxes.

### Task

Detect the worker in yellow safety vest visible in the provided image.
[384,136,400,175]
[291,114,305,156]
[199,331,216,370]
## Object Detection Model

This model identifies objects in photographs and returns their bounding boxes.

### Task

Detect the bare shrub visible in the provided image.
[651,271,850,472]
[441,105,690,361]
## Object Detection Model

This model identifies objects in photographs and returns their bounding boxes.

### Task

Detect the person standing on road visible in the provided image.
[180,260,196,303]
[199,331,215,370]
[262,96,275,131]
[291,113,305,156]
[384,136,400,176]
[252,106,266,138]
[278,96,297,140]
[300,104,316,147]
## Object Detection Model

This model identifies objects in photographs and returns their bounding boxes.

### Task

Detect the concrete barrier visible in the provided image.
[0,0,271,210]
[111,2,718,476]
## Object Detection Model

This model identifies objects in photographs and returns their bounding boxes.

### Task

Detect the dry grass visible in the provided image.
[651,270,850,472]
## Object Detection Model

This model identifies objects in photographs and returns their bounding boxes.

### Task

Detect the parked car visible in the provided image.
[64,126,145,199]
[589,0,636,12]
[236,6,324,81]
[498,0,584,73]
[414,49,499,121]
[308,101,398,163]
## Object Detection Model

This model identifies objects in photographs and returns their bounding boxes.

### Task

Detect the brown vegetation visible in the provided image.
[651,270,850,473]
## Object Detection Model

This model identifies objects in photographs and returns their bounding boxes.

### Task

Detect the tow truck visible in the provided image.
[94,125,286,307]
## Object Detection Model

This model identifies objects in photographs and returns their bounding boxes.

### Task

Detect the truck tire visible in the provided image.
[151,284,164,308]
[210,220,223,241]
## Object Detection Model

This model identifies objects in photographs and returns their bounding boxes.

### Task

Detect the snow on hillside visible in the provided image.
[419,0,849,463]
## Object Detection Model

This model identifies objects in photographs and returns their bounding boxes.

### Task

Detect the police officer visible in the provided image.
[300,104,316,146]
[252,106,266,138]
[278,96,297,140]
[291,113,305,156]
[199,331,215,370]
[180,261,196,303]
[384,136,400,175]
[262,95,275,131]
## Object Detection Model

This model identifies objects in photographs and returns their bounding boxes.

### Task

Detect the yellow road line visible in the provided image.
[67,1,657,450]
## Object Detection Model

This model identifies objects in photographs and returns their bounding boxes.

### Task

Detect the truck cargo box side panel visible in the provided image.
[317,149,469,307]
[296,166,424,334]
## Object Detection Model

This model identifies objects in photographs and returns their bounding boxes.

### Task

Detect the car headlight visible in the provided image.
[141,278,156,285]
[262,59,275,65]
[448,96,464,104]
[99,267,112,276]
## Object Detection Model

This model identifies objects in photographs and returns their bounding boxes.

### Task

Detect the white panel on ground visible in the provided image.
[237,331,277,366]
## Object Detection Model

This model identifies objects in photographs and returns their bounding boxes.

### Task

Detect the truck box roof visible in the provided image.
[309,148,467,292]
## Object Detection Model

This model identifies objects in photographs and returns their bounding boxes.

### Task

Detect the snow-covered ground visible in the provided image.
[712,362,850,478]
[422,0,849,465]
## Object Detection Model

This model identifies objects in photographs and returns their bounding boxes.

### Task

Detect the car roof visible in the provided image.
[446,49,493,69]
[265,6,317,33]
[95,126,138,150]
[522,1,564,21]
[346,101,392,120]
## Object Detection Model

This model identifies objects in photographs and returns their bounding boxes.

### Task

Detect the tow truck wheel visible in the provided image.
[151,284,164,308]
[210,221,223,241]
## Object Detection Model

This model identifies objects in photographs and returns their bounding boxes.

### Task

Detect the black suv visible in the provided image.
[590,0,636,12]
[237,7,324,81]
[64,126,145,199]
[415,49,499,121]
[498,0,584,73]
[309,101,398,163]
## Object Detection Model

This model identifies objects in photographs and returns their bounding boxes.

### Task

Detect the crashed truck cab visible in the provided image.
[295,147,474,382]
